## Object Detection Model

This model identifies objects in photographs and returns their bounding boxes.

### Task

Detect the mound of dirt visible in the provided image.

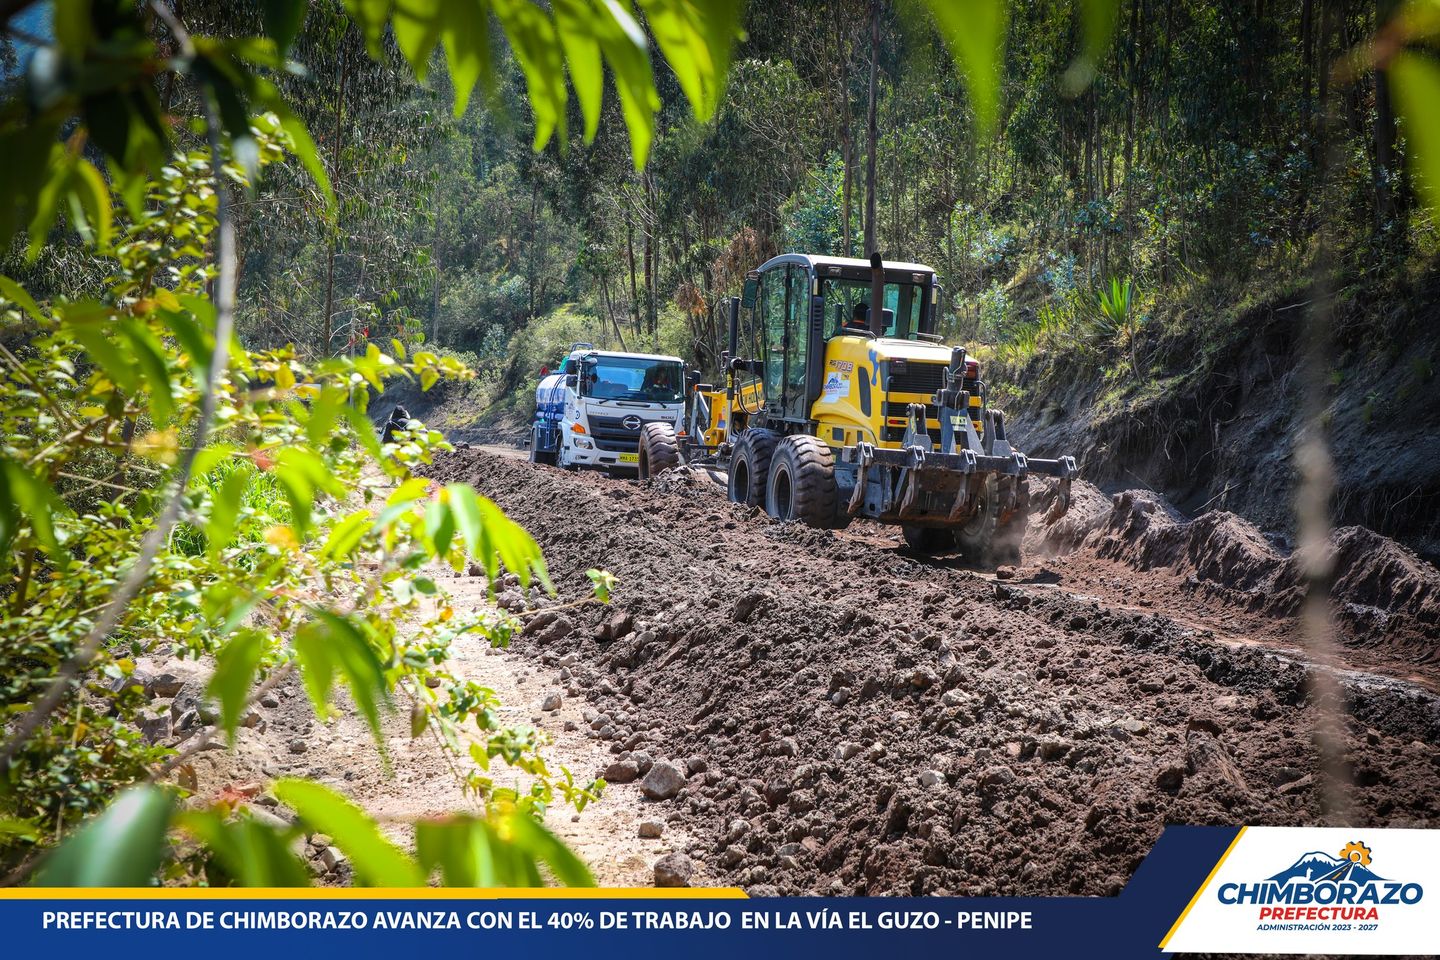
[425,450,1440,897]
[1029,481,1440,660]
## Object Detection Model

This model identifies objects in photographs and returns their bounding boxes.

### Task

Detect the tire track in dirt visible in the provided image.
[426,449,1440,896]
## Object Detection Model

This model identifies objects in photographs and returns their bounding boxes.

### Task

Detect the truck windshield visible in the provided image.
[821,278,924,338]
[579,356,684,402]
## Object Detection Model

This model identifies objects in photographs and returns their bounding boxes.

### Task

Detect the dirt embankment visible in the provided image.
[1030,479,1440,665]
[424,449,1440,897]
[1009,281,1440,565]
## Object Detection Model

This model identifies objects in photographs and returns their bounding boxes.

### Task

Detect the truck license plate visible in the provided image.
[618,452,639,464]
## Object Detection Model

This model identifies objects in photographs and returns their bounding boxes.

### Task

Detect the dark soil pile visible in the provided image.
[426,450,1440,896]
[1031,481,1440,662]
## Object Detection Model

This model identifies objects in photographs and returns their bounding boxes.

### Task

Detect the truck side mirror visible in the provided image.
[564,374,578,389]
[741,277,758,309]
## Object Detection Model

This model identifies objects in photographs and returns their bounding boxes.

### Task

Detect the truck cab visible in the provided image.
[531,344,687,474]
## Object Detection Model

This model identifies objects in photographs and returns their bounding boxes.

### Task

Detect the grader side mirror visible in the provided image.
[741,277,758,309]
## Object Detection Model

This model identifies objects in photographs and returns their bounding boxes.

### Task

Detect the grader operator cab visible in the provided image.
[637,253,1077,565]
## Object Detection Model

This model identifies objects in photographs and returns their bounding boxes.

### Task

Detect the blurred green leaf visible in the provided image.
[35,786,173,886]
[387,476,432,505]
[205,466,251,558]
[293,618,337,719]
[296,611,388,740]
[923,0,1008,139]
[1392,51,1440,216]
[393,0,444,81]
[320,611,389,741]
[273,446,341,535]
[4,463,67,566]
[424,499,455,557]
[344,0,394,59]
[0,274,44,322]
[492,0,569,150]
[321,510,373,560]
[553,0,605,141]
[208,629,267,741]
[444,483,550,590]
[440,0,494,117]
[179,809,312,886]
[69,158,114,249]
[64,308,141,395]
[1074,0,1120,83]
[120,321,175,425]
[593,0,660,167]
[506,811,595,886]
[638,0,742,124]
[261,0,310,52]
[273,779,423,886]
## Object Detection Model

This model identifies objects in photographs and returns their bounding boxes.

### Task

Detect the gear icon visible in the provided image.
[1339,841,1372,866]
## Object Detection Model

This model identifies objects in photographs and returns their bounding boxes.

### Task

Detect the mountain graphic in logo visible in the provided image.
[1269,842,1386,884]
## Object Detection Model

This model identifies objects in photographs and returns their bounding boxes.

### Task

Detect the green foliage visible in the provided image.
[1390,51,1440,215]
[0,124,602,888]
[33,785,174,887]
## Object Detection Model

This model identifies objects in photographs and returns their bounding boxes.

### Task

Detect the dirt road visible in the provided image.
[426,448,1440,896]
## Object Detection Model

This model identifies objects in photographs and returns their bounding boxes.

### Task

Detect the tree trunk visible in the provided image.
[528,177,539,321]
[321,54,348,358]
[644,170,657,341]
[1123,0,1138,267]
[1373,0,1401,232]
[834,2,854,257]
[626,215,641,337]
[863,0,879,256]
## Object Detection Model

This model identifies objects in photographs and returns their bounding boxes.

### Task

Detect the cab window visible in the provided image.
[761,269,787,405]
[821,278,923,338]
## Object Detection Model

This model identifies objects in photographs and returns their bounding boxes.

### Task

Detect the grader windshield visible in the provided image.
[821,277,925,339]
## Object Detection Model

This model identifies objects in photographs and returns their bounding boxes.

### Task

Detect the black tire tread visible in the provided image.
[953,475,1000,563]
[769,435,839,528]
[902,525,951,553]
[728,428,779,506]
[989,476,1030,566]
[638,422,682,479]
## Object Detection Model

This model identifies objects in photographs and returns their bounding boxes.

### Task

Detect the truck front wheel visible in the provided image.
[638,422,682,479]
[530,426,557,466]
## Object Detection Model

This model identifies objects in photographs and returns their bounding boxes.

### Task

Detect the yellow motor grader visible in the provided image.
[636,253,1076,565]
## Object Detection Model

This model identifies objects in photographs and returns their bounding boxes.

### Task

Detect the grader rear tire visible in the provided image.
[902,525,951,554]
[728,428,779,506]
[953,476,1000,564]
[638,422,681,479]
[765,435,839,528]
[988,476,1030,566]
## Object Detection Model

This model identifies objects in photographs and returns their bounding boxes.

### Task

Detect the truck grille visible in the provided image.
[588,414,667,453]
[885,361,947,396]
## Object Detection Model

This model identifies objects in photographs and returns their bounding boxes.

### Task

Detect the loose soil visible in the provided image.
[174,560,708,887]
[419,448,1440,896]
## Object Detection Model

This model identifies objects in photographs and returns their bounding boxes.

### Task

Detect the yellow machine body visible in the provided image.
[806,334,984,451]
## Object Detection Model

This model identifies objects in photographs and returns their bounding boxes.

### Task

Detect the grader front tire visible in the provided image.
[765,435,839,528]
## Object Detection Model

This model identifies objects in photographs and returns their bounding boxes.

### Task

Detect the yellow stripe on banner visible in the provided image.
[0,887,748,901]
[1158,826,1247,949]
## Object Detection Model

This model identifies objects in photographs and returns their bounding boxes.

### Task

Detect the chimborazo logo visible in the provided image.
[1217,842,1424,926]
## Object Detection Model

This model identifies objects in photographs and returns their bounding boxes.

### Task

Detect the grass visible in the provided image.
[171,457,291,558]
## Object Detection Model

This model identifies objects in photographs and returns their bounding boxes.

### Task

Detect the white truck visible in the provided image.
[530,344,687,474]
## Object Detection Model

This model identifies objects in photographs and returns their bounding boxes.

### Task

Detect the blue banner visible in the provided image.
[0,827,1245,960]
